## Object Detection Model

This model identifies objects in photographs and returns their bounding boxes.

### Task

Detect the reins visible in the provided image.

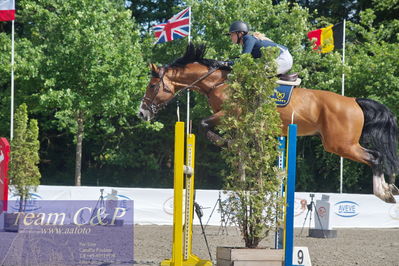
[143,67,220,115]
[174,67,219,97]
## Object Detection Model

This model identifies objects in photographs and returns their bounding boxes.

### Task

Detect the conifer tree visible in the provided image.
[218,48,284,248]
[9,104,41,211]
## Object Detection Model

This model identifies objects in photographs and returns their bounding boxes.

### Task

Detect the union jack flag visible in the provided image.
[153,7,191,44]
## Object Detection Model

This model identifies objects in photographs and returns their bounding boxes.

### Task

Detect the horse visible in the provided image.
[138,44,399,203]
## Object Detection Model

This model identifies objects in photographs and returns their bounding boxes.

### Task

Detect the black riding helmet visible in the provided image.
[228,21,249,34]
[226,21,249,44]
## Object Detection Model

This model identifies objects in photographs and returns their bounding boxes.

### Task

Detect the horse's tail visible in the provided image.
[356,98,399,179]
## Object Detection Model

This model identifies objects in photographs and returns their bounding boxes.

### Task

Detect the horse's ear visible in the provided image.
[150,63,158,72]
[150,64,161,78]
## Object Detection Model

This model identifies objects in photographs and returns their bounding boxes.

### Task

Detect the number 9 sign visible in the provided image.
[293,247,312,266]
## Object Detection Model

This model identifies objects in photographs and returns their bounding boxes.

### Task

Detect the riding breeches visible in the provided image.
[276,49,293,75]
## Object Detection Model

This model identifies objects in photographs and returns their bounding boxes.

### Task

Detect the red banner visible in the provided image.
[0,137,10,212]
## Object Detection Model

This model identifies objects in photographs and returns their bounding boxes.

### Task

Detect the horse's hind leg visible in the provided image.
[358,148,397,202]
[372,172,396,203]
[323,140,396,203]
[362,148,398,201]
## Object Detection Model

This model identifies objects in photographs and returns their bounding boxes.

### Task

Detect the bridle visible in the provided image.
[141,67,169,115]
[142,66,220,115]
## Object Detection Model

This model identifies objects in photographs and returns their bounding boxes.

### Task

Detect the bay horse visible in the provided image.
[138,44,399,203]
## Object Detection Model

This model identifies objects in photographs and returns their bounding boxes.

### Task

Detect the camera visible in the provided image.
[309,193,315,198]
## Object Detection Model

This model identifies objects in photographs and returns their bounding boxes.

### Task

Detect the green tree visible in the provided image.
[218,49,284,248]
[9,104,41,211]
[128,0,182,31]
[18,0,146,185]
[187,0,310,60]
[0,30,42,136]
[297,6,399,193]
[1,0,397,191]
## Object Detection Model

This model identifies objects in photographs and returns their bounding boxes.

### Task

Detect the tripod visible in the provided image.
[194,202,213,262]
[299,194,326,238]
[89,189,106,224]
[204,191,231,235]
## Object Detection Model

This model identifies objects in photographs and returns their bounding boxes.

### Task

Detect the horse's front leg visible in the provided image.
[200,111,226,147]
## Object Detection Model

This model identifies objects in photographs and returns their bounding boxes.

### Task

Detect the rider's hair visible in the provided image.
[253,32,274,42]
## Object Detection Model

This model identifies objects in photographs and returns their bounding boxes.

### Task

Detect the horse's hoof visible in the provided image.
[382,191,396,204]
[206,131,226,147]
[389,184,399,195]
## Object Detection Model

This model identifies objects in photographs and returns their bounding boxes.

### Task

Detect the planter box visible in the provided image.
[4,212,46,233]
[217,246,284,266]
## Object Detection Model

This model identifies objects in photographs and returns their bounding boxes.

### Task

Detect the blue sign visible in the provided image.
[10,193,42,212]
[334,200,360,217]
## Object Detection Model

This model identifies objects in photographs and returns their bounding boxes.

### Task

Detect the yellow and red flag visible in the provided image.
[307,22,344,53]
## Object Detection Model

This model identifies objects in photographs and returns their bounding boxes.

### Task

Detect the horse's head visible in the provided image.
[138,43,231,121]
[138,64,176,121]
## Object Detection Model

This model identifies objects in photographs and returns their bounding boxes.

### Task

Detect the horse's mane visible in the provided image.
[169,43,231,71]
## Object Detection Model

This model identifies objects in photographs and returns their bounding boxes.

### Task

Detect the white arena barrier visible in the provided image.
[4,185,399,227]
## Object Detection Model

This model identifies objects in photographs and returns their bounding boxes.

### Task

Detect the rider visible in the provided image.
[226,21,294,77]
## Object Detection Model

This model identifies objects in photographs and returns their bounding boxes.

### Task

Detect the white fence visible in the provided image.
[5,185,399,228]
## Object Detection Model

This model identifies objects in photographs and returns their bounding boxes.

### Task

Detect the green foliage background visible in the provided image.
[0,0,398,192]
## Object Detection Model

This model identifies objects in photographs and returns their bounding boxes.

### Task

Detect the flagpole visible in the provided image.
[340,19,346,194]
[188,7,191,43]
[10,19,15,140]
[186,7,192,135]
[341,19,346,96]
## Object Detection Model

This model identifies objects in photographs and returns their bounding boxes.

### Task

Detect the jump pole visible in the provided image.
[275,136,286,249]
[161,122,212,266]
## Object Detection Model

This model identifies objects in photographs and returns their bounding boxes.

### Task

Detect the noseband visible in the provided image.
[142,67,219,115]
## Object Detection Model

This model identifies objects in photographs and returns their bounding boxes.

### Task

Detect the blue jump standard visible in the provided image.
[285,124,300,266]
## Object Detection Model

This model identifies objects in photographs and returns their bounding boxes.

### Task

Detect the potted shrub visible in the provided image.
[217,48,285,265]
[4,104,41,232]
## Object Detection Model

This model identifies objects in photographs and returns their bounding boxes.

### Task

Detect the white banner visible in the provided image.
[6,186,399,228]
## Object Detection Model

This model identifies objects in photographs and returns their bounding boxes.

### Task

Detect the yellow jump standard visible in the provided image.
[161,122,212,266]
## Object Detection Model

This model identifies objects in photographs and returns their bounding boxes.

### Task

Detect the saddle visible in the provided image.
[277,73,301,86]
